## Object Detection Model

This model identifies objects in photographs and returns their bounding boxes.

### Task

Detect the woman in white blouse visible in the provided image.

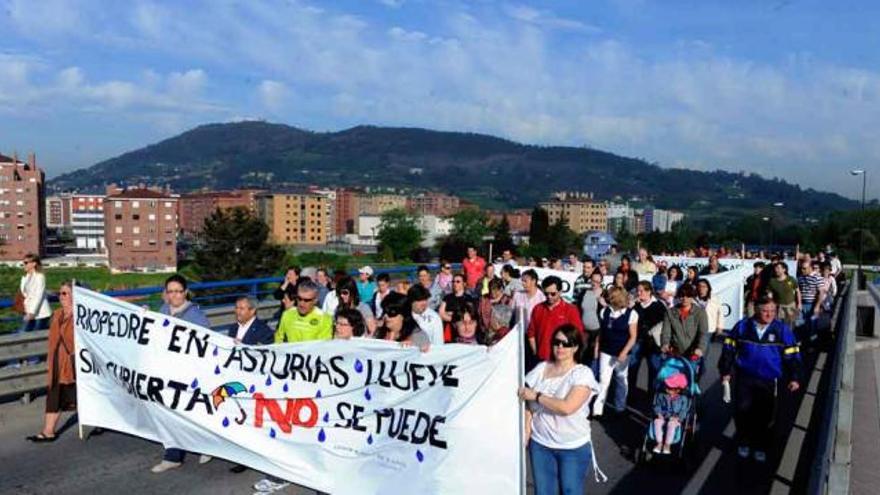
[519,324,600,495]
[20,253,52,330]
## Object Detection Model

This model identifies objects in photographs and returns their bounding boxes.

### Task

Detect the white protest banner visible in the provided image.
[73,287,522,495]
[698,268,750,330]
[653,256,797,277]
[495,264,581,300]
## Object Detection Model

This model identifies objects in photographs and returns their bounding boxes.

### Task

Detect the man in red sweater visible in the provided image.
[462,246,486,292]
[527,275,584,362]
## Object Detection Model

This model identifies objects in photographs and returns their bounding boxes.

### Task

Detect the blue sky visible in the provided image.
[1,0,877,199]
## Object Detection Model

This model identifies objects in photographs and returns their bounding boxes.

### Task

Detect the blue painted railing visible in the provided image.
[0,263,452,312]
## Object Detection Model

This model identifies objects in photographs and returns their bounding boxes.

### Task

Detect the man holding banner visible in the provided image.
[151,274,212,473]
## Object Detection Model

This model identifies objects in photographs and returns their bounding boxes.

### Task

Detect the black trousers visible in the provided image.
[734,373,777,450]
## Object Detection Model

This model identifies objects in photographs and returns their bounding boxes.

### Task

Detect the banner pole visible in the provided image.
[72,278,84,441]
[517,307,526,495]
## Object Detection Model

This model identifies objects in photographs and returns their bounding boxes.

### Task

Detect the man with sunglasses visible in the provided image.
[274,281,332,344]
[527,276,584,364]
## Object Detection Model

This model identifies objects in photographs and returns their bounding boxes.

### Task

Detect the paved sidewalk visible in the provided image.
[850,347,880,494]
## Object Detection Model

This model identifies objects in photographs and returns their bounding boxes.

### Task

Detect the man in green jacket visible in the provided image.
[275,280,333,343]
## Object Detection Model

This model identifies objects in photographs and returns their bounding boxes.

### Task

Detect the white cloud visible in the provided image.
[378,0,406,8]
[258,80,288,113]
[2,1,879,196]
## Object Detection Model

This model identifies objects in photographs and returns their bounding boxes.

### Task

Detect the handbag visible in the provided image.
[13,292,25,314]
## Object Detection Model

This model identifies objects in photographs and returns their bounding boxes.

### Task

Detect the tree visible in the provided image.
[492,215,515,254]
[376,208,423,262]
[546,218,580,257]
[193,207,285,281]
[529,207,549,246]
[449,209,490,248]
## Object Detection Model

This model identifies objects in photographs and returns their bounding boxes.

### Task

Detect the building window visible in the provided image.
[148,213,156,221]
[164,202,173,208]
[132,214,140,220]
[115,214,122,220]
[164,214,172,220]
[115,240,123,246]
[132,226,140,234]
[115,226,122,234]
[132,201,140,208]
[133,239,141,247]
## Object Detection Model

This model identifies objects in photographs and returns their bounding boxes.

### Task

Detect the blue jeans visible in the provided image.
[628,340,661,395]
[800,302,817,343]
[529,440,592,495]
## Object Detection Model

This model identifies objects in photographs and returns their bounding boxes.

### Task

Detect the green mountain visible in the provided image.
[49,121,857,219]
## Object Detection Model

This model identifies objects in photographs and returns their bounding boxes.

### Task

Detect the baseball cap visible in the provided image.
[358,266,374,277]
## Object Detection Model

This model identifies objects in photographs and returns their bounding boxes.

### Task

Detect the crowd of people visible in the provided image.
[10,242,845,494]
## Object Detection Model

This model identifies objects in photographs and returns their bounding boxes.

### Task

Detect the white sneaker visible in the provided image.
[754,450,767,463]
[652,445,662,454]
[199,454,213,464]
[151,460,182,473]
[253,479,290,493]
[737,446,750,459]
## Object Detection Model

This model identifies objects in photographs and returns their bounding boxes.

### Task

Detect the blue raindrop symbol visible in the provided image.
[162,319,170,327]
[364,388,372,401]
[317,428,326,443]
[249,384,256,393]
[190,378,199,389]
[214,365,221,375]
[323,412,330,423]
[367,434,373,445]
[283,383,289,393]
[354,359,364,373]
[316,390,322,398]
[265,376,272,386]
[212,346,219,357]
[222,417,230,428]
[269,428,276,439]
[416,450,424,463]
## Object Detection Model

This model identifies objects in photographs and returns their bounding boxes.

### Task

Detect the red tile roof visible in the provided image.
[107,188,172,199]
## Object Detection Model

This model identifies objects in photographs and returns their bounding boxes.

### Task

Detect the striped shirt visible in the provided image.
[797,273,823,304]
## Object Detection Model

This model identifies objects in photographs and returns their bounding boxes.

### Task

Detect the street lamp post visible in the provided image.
[851,169,867,287]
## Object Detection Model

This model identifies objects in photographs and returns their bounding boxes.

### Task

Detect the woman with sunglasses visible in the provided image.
[26,281,75,443]
[436,261,453,294]
[374,293,430,348]
[17,254,52,355]
[518,324,601,495]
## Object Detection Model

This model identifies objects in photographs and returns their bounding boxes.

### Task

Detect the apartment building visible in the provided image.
[178,189,262,237]
[334,188,360,236]
[256,191,329,245]
[104,189,178,272]
[0,153,45,261]
[70,194,106,251]
[486,209,532,234]
[539,194,608,234]
[358,193,407,216]
[46,196,67,228]
[407,192,461,216]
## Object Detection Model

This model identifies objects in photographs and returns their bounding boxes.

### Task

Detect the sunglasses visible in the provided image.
[552,339,577,348]
[298,297,316,303]
[545,291,559,297]
[339,289,350,296]
[384,310,402,318]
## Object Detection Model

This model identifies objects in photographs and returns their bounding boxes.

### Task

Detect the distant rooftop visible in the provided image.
[107,188,172,199]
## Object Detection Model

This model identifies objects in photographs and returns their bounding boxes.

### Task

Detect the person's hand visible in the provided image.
[419,344,431,353]
[693,348,703,358]
[518,387,537,402]
[617,352,628,364]
[23,313,34,321]
[788,381,800,392]
[722,375,731,383]
[661,344,670,354]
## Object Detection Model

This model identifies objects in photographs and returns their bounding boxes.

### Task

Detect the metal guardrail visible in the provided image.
[808,272,857,495]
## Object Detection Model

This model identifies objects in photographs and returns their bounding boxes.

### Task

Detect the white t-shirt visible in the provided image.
[525,362,599,449]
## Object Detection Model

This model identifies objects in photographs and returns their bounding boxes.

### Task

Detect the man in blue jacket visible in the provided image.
[719,298,802,463]
[226,296,274,346]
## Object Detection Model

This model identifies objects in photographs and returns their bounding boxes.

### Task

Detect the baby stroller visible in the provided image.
[635,354,700,467]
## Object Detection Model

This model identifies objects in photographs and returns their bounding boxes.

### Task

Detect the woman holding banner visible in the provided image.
[26,281,75,443]
[519,324,602,495]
